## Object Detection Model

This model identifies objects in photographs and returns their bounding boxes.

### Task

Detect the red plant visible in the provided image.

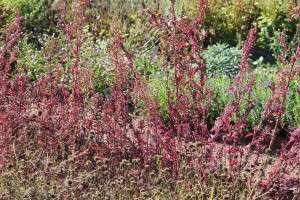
[253,37,300,151]
[144,0,210,142]
[211,27,257,144]
[0,12,22,170]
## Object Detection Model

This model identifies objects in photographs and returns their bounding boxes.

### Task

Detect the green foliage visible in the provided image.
[80,36,114,94]
[249,67,300,127]
[0,0,57,46]
[138,57,299,127]
[206,75,232,125]
[202,43,264,77]
[0,3,14,30]
[207,67,300,128]
[204,0,260,45]
[202,43,242,77]
[256,5,298,53]
[148,70,172,119]
[17,36,50,80]
[171,0,297,52]
[283,74,300,127]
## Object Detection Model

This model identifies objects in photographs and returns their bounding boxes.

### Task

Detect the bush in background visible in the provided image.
[202,43,242,77]
[0,0,58,47]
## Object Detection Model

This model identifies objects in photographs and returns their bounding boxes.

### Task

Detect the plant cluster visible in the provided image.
[202,43,244,77]
[0,0,299,199]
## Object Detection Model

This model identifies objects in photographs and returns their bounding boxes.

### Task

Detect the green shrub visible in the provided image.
[0,3,14,31]
[206,75,232,125]
[80,33,114,94]
[148,69,173,119]
[202,43,242,77]
[204,0,260,45]
[17,36,47,80]
[202,43,263,78]
[256,4,298,54]
[164,0,297,51]
[0,0,57,46]
[205,66,299,127]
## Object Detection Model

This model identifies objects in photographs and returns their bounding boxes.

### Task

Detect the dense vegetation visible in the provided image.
[0,0,299,199]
